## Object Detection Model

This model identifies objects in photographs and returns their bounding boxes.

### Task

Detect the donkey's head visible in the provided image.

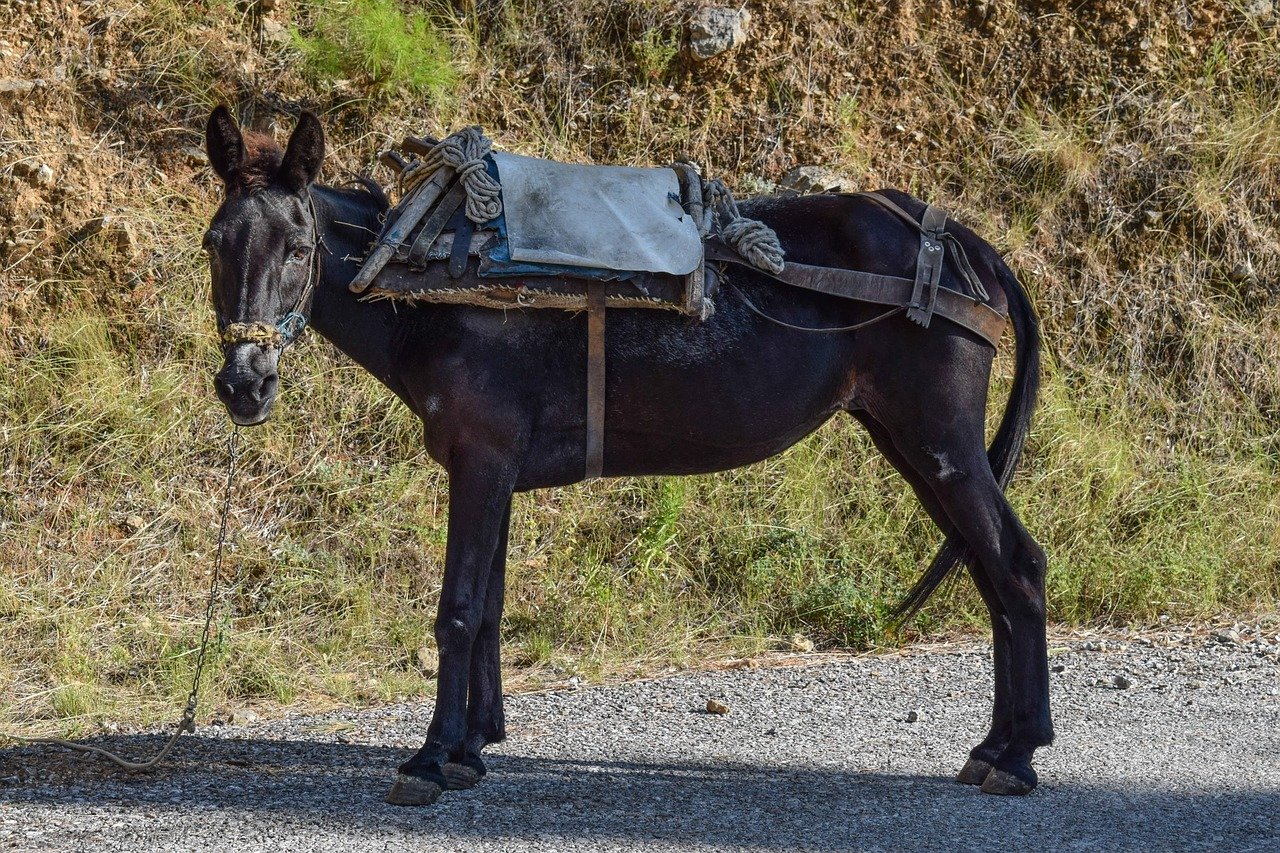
[203,106,325,425]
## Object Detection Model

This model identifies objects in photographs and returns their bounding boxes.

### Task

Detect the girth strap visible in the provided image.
[704,241,1006,348]
[584,286,607,480]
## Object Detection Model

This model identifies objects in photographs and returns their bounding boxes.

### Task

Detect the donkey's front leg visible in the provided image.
[440,498,511,791]
[388,456,516,806]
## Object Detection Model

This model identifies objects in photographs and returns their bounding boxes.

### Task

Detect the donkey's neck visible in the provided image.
[305,184,411,401]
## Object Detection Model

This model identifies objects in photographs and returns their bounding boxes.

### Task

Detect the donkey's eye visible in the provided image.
[285,246,311,264]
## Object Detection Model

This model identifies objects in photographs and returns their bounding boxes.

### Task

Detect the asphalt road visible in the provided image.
[3,624,1277,852]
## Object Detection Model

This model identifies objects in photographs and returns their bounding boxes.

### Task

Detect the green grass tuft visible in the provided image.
[292,0,456,98]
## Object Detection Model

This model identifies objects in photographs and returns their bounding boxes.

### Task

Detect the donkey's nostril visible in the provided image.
[214,375,236,403]
[252,373,279,403]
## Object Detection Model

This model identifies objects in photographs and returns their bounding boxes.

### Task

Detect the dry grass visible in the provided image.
[1,0,1277,733]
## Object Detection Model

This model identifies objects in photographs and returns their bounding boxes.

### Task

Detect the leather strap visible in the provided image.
[704,241,1006,347]
[585,286,607,480]
[448,217,474,278]
[407,179,468,268]
[350,165,455,293]
[849,191,925,234]
[850,191,989,301]
[906,204,947,328]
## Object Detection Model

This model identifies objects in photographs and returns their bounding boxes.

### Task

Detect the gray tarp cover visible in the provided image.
[491,151,703,276]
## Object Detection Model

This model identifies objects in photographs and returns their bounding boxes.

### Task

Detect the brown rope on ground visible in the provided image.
[1,429,241,772]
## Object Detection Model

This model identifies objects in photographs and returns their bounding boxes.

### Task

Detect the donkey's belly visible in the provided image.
[514,390,845,489]
[601,368,850,476]
[517,320,857,485]
[415,296,861,489]
[601,410,842,477]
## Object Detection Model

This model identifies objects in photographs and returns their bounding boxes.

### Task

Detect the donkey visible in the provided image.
[203,106,1051,805]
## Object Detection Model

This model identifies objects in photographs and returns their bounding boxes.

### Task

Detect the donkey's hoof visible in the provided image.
[386,773,443,806]
[980,766,1037,796]
[442,760,485,790]
[956,757,993,786]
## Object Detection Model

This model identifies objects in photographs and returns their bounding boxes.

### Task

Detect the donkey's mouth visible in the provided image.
[216,384,277,426]
[227,406,272,427]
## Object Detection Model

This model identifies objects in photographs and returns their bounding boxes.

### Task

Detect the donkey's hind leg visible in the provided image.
[852,413,1015,787]
[891,432,1052,794]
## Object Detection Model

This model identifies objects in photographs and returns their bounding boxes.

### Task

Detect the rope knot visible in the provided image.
[705,178,785,275]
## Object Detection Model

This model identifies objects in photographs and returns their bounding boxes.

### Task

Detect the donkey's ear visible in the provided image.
[205,105,245,182]
[280,111,325,192]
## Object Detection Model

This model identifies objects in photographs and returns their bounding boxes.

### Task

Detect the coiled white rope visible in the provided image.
[399,126,503,224]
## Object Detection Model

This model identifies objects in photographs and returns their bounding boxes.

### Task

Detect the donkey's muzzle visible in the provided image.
[215,345,281,426]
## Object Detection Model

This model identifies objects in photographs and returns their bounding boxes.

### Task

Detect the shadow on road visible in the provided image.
[2,733,1275,852]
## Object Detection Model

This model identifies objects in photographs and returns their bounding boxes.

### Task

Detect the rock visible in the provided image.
[705,698,729,715]
[12,161,56,188]
[1213,629,1241,645]
[1187,679,1205,689]
[75,216,109,242]
[230,708,258,725]
[689,7,751,60]
[260,16,291,45]
[1112,675,1133,690]
[73,215,139,254]
[113,220,138,255]
[125,514,145,533]
[905,709,922,723]
[778,166,848,195]
[1228,262,1253,283]
[789,633,815,653]
[415,645,434,673]
[1243,0,1274,19]
[0,78,37,94]
[1051,663,1066,673]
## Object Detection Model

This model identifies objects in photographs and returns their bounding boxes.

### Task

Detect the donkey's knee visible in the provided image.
[435,613,480,656]
[998,532,1048,620]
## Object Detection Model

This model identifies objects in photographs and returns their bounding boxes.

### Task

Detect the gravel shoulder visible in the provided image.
[3,624,1278,852]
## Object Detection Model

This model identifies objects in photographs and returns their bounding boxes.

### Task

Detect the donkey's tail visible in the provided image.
[895,258,1042,620]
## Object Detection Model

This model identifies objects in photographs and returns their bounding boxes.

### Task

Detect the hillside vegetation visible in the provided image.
[1,0,1277,731]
